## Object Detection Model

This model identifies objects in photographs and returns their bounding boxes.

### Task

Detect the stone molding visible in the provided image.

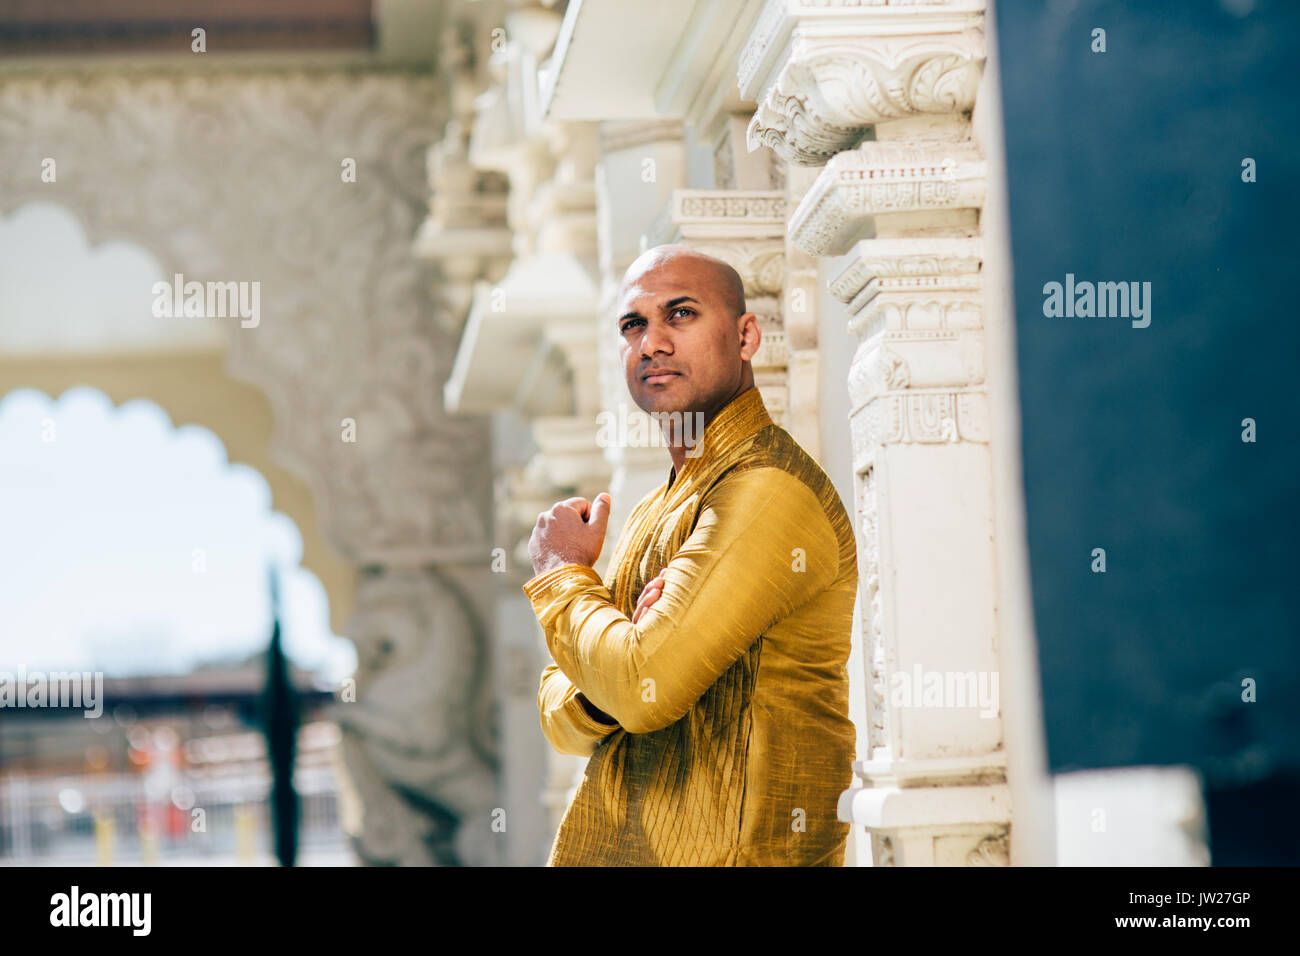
[790,140,987,256]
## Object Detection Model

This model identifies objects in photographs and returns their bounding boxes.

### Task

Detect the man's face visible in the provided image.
[616,255,754,417]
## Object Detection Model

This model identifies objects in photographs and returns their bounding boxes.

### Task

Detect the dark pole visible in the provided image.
[261,565,300,866]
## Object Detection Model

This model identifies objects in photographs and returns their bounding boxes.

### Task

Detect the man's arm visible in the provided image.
[523,466,840,735]
[538,661,621,757]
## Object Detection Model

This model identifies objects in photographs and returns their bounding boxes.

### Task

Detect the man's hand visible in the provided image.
[632,573,666,624]
[528,492,611,577]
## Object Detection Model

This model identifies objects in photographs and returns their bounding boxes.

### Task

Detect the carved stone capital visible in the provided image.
[740,1,987,166]
[838,237,987,449]
[830,237,984,333]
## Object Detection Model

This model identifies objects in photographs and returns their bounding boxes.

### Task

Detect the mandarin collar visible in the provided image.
[665,386,772,490]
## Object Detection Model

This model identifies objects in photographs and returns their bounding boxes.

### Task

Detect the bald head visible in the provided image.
[620,244,746,320]
[614,241,762,425]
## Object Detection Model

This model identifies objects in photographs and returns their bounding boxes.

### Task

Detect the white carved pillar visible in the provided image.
[741,0,1007,865]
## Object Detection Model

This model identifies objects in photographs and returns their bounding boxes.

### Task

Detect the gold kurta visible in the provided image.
[523,386,858,866]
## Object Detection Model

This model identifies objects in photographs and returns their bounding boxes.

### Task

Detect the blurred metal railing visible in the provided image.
[0,763,349,865]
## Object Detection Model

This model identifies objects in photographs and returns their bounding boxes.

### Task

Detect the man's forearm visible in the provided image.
[523,467,839,735]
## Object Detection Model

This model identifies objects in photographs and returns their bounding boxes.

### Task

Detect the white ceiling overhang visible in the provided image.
[540,0,764,132]
[443,251,600,416]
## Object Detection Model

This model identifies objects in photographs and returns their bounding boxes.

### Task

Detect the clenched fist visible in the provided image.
[528,492,612,577]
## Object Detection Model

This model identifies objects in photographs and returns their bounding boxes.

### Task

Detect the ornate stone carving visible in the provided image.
[838,237,988,450]
[850,388,990,450]
[646,190,787,249]
[337,568,500,866]
[967,830,1011,866]
[739,0,986,166]
[749,39,984,165]
[678,193,787,220]
[414,117,514,334]
[790,141,987,256]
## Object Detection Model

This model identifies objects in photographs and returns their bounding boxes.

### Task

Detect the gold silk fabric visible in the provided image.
[524,386,858,866]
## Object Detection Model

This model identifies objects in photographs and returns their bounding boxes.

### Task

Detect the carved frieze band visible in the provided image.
[790,141,987,257]
[646,190,787,248]
[831,237,983,336]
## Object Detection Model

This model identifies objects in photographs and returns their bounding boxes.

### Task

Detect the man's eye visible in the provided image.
[621,319,644,333]
[671,308,694,319]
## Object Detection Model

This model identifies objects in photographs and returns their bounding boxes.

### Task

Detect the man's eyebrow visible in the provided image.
[618,295,701,322]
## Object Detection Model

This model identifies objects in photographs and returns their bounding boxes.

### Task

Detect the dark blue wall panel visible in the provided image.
[994,0,1299,788]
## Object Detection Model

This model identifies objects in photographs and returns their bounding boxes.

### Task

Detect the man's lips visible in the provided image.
[641,370,681,384]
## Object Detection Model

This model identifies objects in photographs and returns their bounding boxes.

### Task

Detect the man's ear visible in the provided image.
[737,312,761,361]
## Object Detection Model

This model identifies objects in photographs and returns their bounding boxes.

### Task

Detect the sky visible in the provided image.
[0,385,356,684]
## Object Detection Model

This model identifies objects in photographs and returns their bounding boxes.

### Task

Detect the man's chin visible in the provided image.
[633,392,691,416]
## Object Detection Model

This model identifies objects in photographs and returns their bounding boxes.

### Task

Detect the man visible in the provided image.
[523,243,858,866]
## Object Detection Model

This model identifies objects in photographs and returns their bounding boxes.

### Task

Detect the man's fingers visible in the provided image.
[633,594,658,624]
[634,589,658,616]
[632,574,666,624]
[588,492,611,536]
[554,496,590,518]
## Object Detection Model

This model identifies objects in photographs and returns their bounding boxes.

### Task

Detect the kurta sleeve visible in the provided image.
[537,661,621,757]
[522,466,840,735]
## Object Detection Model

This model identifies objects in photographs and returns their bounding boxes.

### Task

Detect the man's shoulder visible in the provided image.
[718,425,854,539]
[732,425,841,499]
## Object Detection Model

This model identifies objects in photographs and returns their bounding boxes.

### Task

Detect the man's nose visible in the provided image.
[640,320,673,359]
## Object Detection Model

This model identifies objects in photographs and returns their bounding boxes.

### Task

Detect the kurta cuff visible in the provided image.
[522,562,603,607]
[566,692,619,732]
